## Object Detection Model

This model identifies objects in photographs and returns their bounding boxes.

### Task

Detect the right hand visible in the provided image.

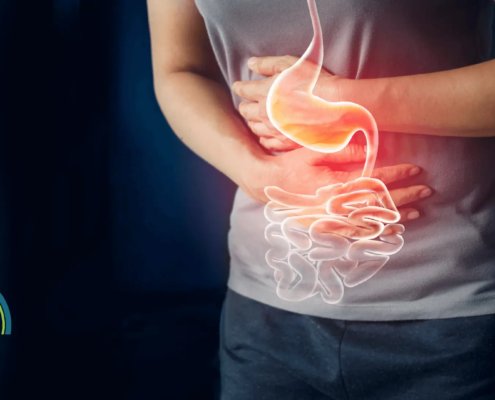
[235,55,341,153]
[241,147,431,223]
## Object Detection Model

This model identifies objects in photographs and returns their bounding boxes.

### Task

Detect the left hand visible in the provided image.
[232,55,341,152]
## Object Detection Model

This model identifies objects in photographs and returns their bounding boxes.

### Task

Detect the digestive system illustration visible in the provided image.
[263,0,405,304]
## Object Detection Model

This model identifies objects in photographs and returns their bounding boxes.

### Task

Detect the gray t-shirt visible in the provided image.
[195,0,495,320]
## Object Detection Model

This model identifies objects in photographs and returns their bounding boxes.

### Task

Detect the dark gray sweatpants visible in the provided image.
[220,289,495,400]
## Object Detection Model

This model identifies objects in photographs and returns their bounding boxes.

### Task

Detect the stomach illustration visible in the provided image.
[263,0,404,304]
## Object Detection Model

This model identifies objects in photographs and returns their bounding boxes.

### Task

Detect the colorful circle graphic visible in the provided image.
[0,293,11,335]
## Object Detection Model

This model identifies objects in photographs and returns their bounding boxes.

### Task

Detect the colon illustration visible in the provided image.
[263,0,405,304]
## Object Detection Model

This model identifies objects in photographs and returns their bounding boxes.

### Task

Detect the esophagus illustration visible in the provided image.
[264,0,405,304]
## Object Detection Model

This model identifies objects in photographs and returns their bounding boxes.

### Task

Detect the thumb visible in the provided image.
[248,56,299,76]
[312,144,367,164]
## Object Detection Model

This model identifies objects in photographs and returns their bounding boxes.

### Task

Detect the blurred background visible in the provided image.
[0,1,493,399]
[0,0,235,399]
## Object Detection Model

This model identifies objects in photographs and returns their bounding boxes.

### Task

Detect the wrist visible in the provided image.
[320,75,397,132]
[336,76,355,103]
[237,146,273,201]
[340,76,394,130]
[314,74,354,104]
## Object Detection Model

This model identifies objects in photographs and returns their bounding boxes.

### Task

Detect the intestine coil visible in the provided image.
[263,0,405,304]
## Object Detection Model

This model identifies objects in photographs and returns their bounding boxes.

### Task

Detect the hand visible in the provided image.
[243,148,431,224]
[232,55,341,152]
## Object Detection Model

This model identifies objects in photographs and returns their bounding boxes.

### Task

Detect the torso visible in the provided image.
[195,0,495,320]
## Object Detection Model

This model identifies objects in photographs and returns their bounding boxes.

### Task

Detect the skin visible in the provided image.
[233,55,495,150]
[147,0,433,223]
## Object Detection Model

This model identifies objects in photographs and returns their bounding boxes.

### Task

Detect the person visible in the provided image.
[147,0,495,398]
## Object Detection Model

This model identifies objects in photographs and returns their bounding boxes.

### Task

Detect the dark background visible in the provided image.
[0,1,494,399]
[0,0,234,399]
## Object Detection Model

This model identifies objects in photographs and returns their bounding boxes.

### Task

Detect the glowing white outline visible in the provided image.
[263,0,405,304]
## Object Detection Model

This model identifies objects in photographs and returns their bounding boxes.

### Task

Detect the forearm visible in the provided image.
[336,59,495,137]
[155,72,266,191]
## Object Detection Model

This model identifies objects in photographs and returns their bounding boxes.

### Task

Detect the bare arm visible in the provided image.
[147,0,267,198]
[234,53,495,146]
[335,58,495,137]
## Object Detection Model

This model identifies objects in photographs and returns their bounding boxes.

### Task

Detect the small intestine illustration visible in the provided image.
[263,0,405,304]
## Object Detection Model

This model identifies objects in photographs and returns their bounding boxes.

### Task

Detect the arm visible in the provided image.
[235,56,495,141]
[147,0,428,219]
[329,59,495,138]
[147,0,265,199]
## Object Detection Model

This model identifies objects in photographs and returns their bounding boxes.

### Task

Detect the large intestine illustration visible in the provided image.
[263,0,405,304]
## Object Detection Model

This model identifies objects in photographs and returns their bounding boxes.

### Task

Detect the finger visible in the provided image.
[248,122,278,139]
[239,101,263,122]
[346,164,420,184]
[232,80,262,101]
[389,185,432,207]
[397,207,420,223]
[247,55,299,76]
[372,164,422,184]
[277,136,302,150]
[260,137,299,152]
[311,144,367,164]
[381,208,419,235]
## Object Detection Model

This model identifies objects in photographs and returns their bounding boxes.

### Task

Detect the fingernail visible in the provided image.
[409,167,420,176]
[248,57,257,66]
[408,211,420,220]
[420,188,432,198]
